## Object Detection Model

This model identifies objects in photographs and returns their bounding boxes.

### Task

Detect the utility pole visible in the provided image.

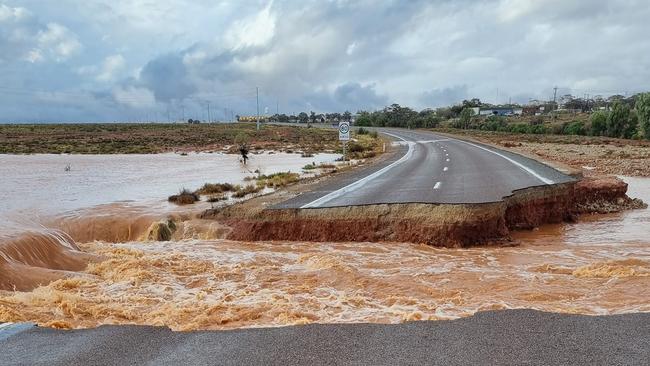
[276,99,279,116]
[256,87,260,130]
[553,86,558,107]
[181,106,185,123]
[207,102,211,123]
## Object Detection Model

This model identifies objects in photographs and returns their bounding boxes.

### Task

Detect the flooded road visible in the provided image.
[0,153,648,330]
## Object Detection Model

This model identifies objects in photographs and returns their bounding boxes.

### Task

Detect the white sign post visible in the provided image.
[338,122,350,162]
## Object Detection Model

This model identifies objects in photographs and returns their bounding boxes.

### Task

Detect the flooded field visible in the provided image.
[0,152,338,216]
[0,153,648,330]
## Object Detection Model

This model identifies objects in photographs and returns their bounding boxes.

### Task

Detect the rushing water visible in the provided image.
[0,153,648,330]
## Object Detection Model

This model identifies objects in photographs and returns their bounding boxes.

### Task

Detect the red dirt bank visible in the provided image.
[206,176,645,247]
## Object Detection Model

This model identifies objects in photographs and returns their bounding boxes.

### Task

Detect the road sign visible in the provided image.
[338,122,350,141]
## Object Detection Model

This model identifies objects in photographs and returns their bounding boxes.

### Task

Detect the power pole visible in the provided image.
[276,99,279,116]
[256,87,260,130]
[207,102,211,123]
[553,86,558,106]
[181,106,185,122]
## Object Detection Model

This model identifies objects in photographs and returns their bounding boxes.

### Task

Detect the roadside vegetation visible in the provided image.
[351,92,650,141]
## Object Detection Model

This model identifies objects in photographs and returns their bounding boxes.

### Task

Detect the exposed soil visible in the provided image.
[432,129,650,177]
[203,175,646,247]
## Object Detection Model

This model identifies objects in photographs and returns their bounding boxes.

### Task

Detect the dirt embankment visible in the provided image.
[204,176,645,247]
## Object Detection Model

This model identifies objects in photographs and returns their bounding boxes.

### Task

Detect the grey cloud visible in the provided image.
[419,86,468,108]
[138,53,196,102]
[1,0,650,122]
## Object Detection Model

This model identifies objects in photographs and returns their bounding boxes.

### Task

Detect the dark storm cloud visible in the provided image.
[139,54,196,102]
[419,86,469,108]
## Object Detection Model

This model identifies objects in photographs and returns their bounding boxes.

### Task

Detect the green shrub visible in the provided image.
[563,121,587,135]
[529,124,548,134]
[590,111,608,136]
[509,123,530,134]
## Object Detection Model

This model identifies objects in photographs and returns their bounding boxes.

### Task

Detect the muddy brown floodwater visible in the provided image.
[0,154,649,330]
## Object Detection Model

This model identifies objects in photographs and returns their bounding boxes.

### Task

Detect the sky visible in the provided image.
[0,0,649,122]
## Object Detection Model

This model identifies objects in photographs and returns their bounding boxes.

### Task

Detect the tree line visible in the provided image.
[264,92,650,140]
[354,93,650,140]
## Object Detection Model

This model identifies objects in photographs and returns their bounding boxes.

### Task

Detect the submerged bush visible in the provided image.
[232,184,263,198]
[195,183,234,195]
[168,188,199,205]
[256,172,301,188]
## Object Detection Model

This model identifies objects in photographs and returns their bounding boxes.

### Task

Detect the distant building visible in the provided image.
[237,115,268,122]
[478,107,522,116]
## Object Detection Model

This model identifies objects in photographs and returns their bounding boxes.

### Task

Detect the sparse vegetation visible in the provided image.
[206,194,227,203]
[303,163,316,170]
[168,188,200,205]
[0,123,340,154]
[256,172,301,188]
[232,184,263,198]
[195,183,235,195]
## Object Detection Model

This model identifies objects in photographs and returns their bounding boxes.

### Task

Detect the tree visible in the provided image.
[606,102,630,138]
[383,104,417,128]
[355,111,372,126]
[590,111,607,136]
[342,111,352,122]
[636,92,650,140]
[459,107,475,129]
[298,112,309,123]
[309,111,316,127]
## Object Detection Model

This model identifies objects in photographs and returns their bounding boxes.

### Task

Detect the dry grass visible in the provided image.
[0,123,339,154]
[232,184,263,198]
[256,172,301,188]
[195,183,235,195]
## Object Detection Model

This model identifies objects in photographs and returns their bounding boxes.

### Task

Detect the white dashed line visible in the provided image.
[446,158,450,162]
[443,167,448,172]
[434,182,441,189]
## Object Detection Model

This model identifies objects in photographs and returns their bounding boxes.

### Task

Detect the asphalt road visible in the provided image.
[1,310,648,365]
[277,128,574,209]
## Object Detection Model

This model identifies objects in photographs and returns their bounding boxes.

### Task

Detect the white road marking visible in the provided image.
[301,132,415,208]
[446,158,450,162]
[453,139,554,184]
[434,182,441,189]
[416,139,450,144]
[443,167,448,172]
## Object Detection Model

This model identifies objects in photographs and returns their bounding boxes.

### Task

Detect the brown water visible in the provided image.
[0,155,648,330]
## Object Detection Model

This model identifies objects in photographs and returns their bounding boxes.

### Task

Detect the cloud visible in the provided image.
[0,4,81,63]
[2,0,650,122]
[419,86,469,108]
[96,54,125,82]
[111,85,156,109]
